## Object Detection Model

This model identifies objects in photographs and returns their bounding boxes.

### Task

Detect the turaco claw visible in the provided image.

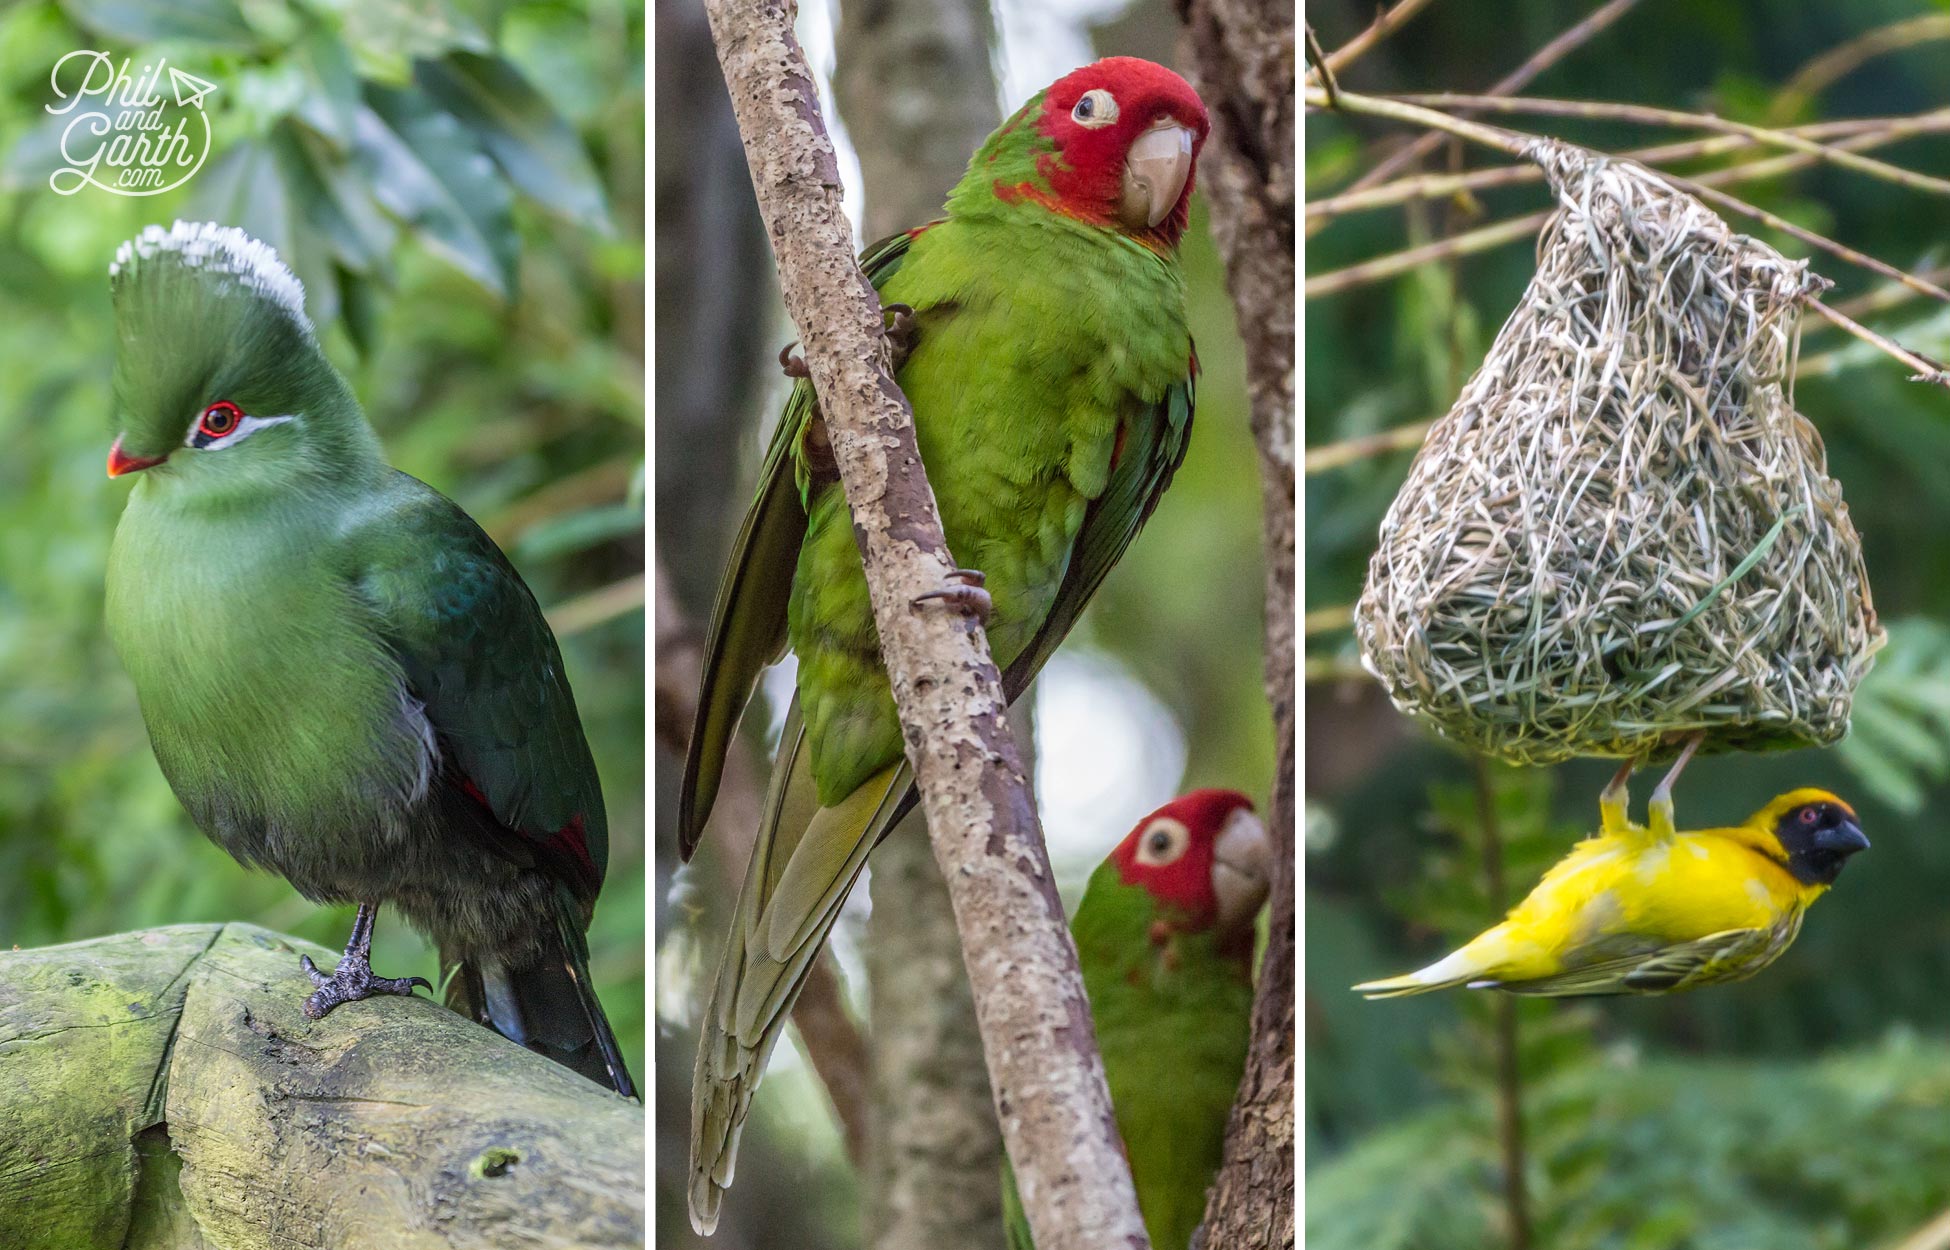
[913,567,992,623]
[300,902,432,1020]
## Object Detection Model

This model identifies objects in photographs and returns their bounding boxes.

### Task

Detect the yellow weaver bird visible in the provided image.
[1355,751,1868,998]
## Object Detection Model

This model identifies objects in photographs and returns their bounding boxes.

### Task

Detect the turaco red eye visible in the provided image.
[198,401,242,439]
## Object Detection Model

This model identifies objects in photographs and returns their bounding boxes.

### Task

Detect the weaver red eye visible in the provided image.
[1800,808,1819,824]
[198,401,242,439]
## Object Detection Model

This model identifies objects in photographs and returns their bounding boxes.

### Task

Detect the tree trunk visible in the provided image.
[1175,0,1298,1245]
[0,924,643,1250]
[701,3,1151,1245]
[831,2,1009,1247]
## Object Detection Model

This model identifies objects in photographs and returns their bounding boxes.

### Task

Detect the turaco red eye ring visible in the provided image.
[198,401,242,439]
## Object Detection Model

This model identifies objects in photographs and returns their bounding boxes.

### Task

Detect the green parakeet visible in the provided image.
[681,57,1211,1231]
[102,221,633,1097]
[1003,789,1271,1250]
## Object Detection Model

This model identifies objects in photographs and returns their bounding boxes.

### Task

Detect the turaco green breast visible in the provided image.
[103,220,633,1097]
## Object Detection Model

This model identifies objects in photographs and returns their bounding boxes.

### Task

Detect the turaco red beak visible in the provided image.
[107,436,166,478]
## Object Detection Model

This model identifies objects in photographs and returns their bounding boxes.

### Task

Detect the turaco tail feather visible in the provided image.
[1001,790,1272,1250]
[104,221,634,1098]
[682,58,1209,1233]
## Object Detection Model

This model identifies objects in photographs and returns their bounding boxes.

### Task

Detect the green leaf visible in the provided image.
[59,0,255,45]
[270,117,395,275]
[413,52,610,233]
[351,83,517,299]
[185,136,341,327]
[337,0,489,84]
[292,22,363,149]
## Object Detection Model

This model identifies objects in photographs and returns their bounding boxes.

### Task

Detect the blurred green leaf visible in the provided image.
[414,52,611,233]
[59,0,255,45]
[353,82,516,299]
[1836,618,1950,814]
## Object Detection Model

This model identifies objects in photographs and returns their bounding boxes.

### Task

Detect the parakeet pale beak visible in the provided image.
[1119,120,1195,231]
[107,436,166,478]
[1212,806,1273,932]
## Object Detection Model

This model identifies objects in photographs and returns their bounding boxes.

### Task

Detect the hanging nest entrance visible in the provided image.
[1356,139,1883,766]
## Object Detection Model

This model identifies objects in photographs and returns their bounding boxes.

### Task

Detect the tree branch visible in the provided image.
[832,2,1010,1246]
[699,5,1147,1248]
[0,925,643,1250]
[1176,0,1297,1244]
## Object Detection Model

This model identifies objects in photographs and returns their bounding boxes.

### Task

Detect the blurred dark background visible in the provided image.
[1306,2,1950,1247]
[0,0,646,1082]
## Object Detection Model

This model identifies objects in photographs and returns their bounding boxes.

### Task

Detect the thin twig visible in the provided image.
[1329,0,1644,209]
[1318,0,1440,78]
[1390,92,1950,198]
[1773,14,1950,123]
[1307,209,1545,297]
[1309,112,1950,221]
[1472,758,1531,1250]
[1303,604,1356,635]
[546,572,647,638]
[1307,91,1950,309]
[1804,299,1950,386]
[1833,263,1950,321]
[1675,176,1950,304]
[1305,419,1437,473]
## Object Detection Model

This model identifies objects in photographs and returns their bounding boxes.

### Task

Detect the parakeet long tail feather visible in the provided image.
[688,723,911,1235]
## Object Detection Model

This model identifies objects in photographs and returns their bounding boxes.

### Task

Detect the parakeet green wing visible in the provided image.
[1001,365,1195,701]
[677,227,923,858]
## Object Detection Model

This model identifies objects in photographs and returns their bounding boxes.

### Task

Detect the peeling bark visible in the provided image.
[700,4,1149,1246]
[832,1,1009,1247]
[1175,0,1298,1245]
[0,925,643,1250]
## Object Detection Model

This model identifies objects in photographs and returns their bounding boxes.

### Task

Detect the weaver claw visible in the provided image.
[913,568,992,623]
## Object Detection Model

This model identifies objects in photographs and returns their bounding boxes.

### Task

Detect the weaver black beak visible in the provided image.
[1820,817,1870,859]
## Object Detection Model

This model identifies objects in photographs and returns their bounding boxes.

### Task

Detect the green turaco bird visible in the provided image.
[682,56,1209,1231]
[1002,790,1270,1250]
[103,221,633,1097]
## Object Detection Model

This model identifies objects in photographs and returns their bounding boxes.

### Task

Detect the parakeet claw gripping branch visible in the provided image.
[103,221,635,1099]
[680,57,1209,1235]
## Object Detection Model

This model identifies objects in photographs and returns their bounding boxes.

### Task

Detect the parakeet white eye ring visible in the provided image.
[198,401,242,439]
[1072,89,1118,128]
[1135,817,1190,866]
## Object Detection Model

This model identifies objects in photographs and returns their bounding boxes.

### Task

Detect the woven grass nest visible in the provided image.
[1356,138,1884,766]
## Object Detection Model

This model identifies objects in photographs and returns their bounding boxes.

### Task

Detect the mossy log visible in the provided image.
[0,923,644,1250]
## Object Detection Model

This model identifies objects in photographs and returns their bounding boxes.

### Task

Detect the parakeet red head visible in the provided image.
[1110,789,1270,935]
[960,57,1209,247]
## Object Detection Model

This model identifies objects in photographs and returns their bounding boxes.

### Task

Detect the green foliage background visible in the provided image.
[1306,2,1950,1245]
[0,0,646,1082]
